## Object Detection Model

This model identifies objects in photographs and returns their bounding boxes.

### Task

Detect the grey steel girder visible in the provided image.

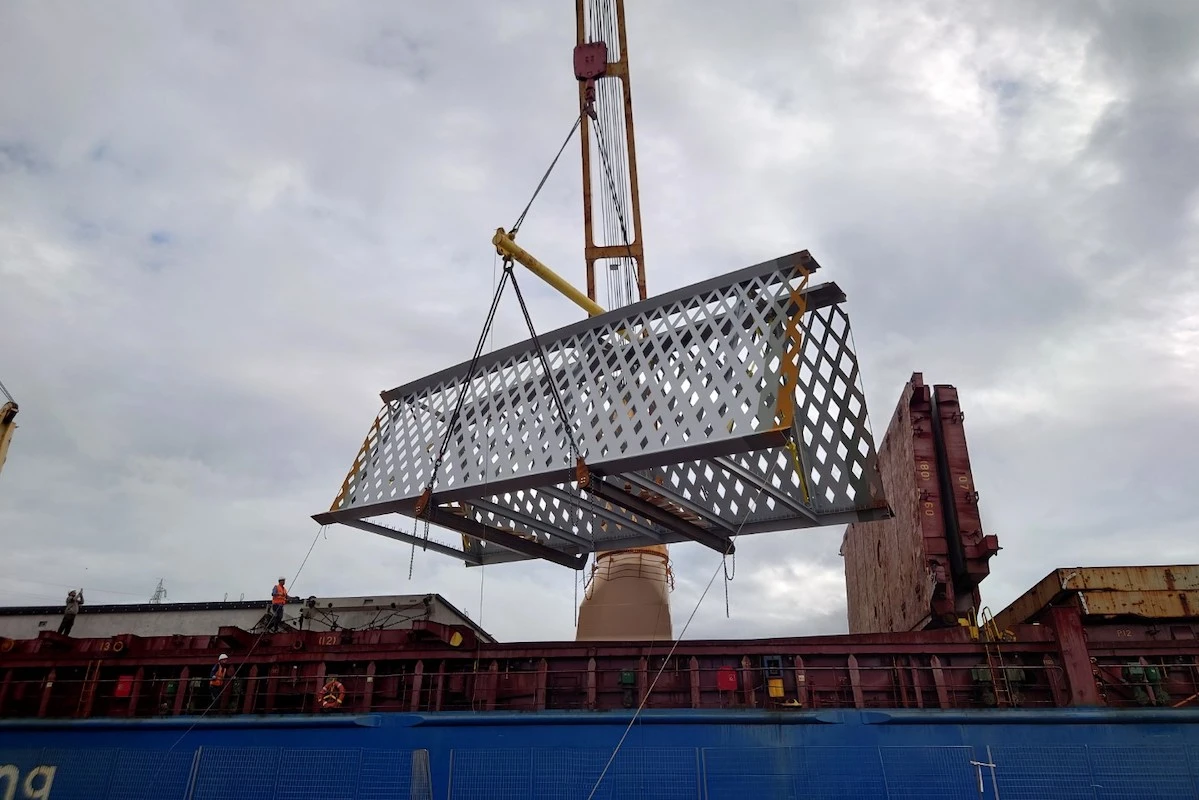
[313,249,889,567]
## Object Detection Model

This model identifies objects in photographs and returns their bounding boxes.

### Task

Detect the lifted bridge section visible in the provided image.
[314,250,888,567]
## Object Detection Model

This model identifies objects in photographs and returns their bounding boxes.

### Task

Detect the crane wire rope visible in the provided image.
[421,110,586,496]
[587,0,638,308]
[591,109,638,308]
[511,114,583,236]
[407,262,515,578]
[599,77,621,306]
[408,118,589,577]
[140,523,328,797]
[592,119,635,273]
[602,74,635,304]
[584,484,766,800]
[477,250,501,627]
[406,260,585,565]
[409,264,505,569]
[584,0,613,308]
[508,265,582,461]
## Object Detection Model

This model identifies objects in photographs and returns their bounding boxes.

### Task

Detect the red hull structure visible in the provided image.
[0,596,1196,719]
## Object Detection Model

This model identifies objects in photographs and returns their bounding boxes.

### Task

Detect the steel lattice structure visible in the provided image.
[314,251,889,568]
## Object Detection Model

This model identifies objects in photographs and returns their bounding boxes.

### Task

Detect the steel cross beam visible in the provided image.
[587,476,735,554]
[314,250,889,567]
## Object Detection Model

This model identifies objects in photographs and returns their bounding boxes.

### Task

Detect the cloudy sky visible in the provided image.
[1,1,1196,643]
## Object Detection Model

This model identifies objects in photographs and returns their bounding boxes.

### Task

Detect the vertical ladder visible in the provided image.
[75,660,100,717]
[980,607,1014,707]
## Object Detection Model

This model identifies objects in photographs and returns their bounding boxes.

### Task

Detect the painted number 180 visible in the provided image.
[0,765,55,800]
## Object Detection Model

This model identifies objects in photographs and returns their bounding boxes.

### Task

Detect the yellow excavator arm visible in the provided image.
[0,380,17,479]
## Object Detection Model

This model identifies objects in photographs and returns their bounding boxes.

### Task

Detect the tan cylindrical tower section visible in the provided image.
[575,544,673,641]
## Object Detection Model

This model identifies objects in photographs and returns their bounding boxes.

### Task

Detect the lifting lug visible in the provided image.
[414,487,433,518]
[575,456,591,489]
[494,226,513,256]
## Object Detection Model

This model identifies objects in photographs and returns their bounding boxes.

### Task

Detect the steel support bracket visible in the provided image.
[426,507,587,570]
[588,477,735,555]
[413,487,433,519]
[575,457,591,489]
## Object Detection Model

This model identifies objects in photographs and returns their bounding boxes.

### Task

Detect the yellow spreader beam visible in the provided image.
[0,400,17,480]
[492,228,606,318]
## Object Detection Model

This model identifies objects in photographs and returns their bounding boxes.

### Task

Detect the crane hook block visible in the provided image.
[574,42,607,120]
[573,42,607,81]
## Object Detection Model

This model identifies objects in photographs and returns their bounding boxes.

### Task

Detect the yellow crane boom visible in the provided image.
[0,380,17,479]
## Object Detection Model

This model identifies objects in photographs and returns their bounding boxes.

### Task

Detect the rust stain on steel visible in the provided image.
[4,616,1199,715]
[911,379,953,585]
[933,384,1000,580]
[1071,590,1199,619]
[1057,565,1199,593]
[995,566,1199,631]
[843,375,945,633]
[843,373,998,634]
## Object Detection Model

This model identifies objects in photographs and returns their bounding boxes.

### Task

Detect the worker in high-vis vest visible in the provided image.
[269,576,290,631]
[209,653,229,704]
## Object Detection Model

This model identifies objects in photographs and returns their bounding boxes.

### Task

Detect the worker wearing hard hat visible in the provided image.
[209,653,230,706]
[56,589,84,636]
[269,577,290,632]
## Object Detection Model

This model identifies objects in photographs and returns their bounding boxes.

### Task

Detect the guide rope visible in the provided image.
[511,114,583,237]
[584,485,766,800]
[413,112,587,537]
[143,523,328,795]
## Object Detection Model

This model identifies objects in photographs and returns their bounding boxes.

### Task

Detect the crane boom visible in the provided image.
[576,0,647,308]
[0,379,17,479]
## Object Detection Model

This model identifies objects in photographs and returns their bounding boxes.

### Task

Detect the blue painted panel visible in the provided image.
[879,747,978,799]
[989,745,1094,800]
[1,709,1198,799]
[0,749,44,773]
[796,746,888,797]
[529,748,697,799]
[192,747,281,800]
[277,748,361,800]
[357,750,419,800]
[1191,745,1199,799]
[702,747,792,798]
[703,746,887,798]
[0,749,67,800]
[103,749,195,800]
[1088,745,1193,800]
[449,749,531,799]
[38,748,117,799]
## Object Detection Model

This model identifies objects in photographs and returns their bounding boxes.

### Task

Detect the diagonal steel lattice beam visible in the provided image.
[313,250,890,568]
